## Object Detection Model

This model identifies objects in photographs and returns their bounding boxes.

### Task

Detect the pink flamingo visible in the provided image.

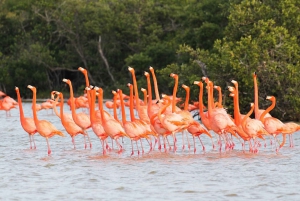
[27,85,64,155]
[15,87,37,149]
[63,78,92,149]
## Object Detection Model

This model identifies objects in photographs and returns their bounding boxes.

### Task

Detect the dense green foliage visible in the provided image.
[0,0,299,120]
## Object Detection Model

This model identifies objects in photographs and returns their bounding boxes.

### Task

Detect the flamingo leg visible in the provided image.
[192,136,196,153]
[140,139,145,154]
[72,136,76,149]
[135,141,140,155]
[100,139,106,155]
[46,137,51,155]
[198,135,205,152]
[32,135,36,149]
[29,135,32,149]
[181,131,185,150]
[84,130,92,149]
[131,140,134,156]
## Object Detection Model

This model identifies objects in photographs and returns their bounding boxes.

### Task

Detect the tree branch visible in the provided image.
[98,36,115,83]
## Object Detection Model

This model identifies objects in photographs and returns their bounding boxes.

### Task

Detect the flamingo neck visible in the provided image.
[146,75,153,115]
[98,89,106,125]
[183,88,190,111]
[143,90,147,105]
[88,90,96,123]
[59,94,66,125]
[217,88,222,108]
[129,85,135,121]
[198,83,206,118]
[113,94,119,122]
[16,90,25,121]
[207,85,212,118]
[67,82,78,120]
[242,105,254,130]
[158,99,170,123]
[83,71,90,87]
[130,70,140,111]
[150,69,160,101]
[260,98,275,123]
[172,77,178,113]
[53,96,60,118]
[254,75,259,119]
[118,90,127,124]
[32,89,39,125]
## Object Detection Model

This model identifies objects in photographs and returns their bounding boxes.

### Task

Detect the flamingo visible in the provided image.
[253,72,271,120]
[15,87,38,149]
[149,66,160,101]
[117,89,145,155]
[55,91,86,149]
[260,96,290,152]
[213,85,223,108]
[27,85,64,155]
[51,91,73,122]
[128,67,150,123]
[86,87,109,154]
[182,84,212,153]
[280,122,300,148]
[97,87,128,154]
[63,78,92,149]
[241,103,269,153]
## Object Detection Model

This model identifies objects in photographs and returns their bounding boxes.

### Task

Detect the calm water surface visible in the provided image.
[1,103,300,200]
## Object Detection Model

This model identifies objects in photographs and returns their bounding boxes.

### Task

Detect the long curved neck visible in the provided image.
[113,93,119,122]
[129,85,135,121]
[31,89,39,125]
[198,83,206,118]
[172,76,178,113]
[146,75,153,115]
[88,90,95,123]
[254,75,259,119]
[217,88,222,108]
[260,98,275,123]
[130,70,140,111]
[119,90,127,124]
[53,96,61,118]
[59,94,66,125]
[16,89,25,121]
[183,88,190,111]
[83,71,90,87]
[158,99,171,123]
[142,90,147,105]
[209,82,215,109]
[150,68,160,101]
[242,105,254,129]
[98,89,106,125]
[67,81,78,120]
[207,85,212,118]
[232,92,241,126]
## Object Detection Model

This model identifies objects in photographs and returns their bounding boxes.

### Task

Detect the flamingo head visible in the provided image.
[141,88,146,92]
[78,67,86,73]
[112,90,117,95]
[214,85,220,90]
[62,78,70,84]
[228,86,235,92]
[250,103,254,107]
[229,93,235,97]
[193,81,203,88]
[51,91,57,99]
[15,86,19,91]
[170,73,178,78]
[182,84,189,90]
[266,96,275,101]
[27,85,36,92]
[144,71,150,77]
[128,66,134,73]
[253,72,257,78]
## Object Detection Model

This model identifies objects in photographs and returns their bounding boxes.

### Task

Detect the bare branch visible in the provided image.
[98,36,115,83]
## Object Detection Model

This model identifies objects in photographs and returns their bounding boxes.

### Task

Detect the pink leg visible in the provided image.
[198,136,205,152]
[131,140,134,156]
[72,136,76,149]
[181,131,185,150]
[135,141,140,155]
[140,139,145,154]
[32,135,36,149]
[185,131,191,150]
[100,139,106,155]
[193,136,196,153]
[85,130,92,149]
[46,137,51,155]
[29,135,32,149]
[83,135,87,149]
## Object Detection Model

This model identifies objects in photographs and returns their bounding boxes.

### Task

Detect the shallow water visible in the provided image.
[1,103,300,200]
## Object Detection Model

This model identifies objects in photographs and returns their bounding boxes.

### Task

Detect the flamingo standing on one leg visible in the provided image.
[15,87,38,149]
[27,85,64,155]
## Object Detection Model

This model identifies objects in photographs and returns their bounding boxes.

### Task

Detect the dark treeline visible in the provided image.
[0,0,299,121]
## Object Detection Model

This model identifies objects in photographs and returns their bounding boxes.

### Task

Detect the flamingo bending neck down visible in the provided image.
[27,85,64,155]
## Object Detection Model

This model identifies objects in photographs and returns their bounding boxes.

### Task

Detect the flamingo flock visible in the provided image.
[2,67,299,156]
